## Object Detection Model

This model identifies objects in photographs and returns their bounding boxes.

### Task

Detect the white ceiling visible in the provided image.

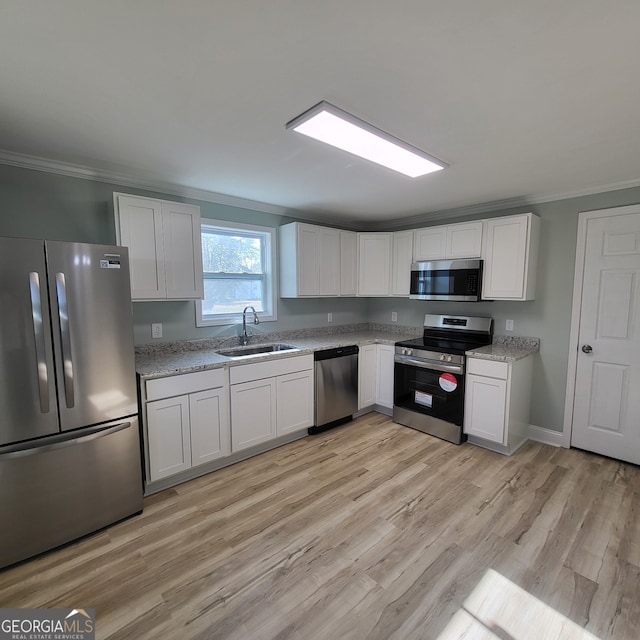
[1,1,640,225]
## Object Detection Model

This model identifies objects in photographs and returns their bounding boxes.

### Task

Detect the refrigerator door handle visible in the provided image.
[0,421,132,459]
[29,272,50,413]
[56,272,75,408]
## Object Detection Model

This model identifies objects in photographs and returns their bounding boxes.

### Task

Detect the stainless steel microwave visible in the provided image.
[409,259,483,301]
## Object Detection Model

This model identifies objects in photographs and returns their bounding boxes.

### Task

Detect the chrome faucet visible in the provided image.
[241,305,259,345]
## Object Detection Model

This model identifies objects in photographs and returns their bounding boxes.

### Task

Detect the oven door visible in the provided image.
[393,356,465,426]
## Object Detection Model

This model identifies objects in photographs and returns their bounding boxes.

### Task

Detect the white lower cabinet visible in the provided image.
[277,370,315,435]
[230,378,277,451]
[358,344,377,409]
[145,369,229,482]
[230,355,314,453]
[464,356,533,454]
[375,344,395,409]
[359,343,395,410]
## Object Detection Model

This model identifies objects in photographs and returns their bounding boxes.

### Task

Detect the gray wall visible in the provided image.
[2,162,640,434]
[0,164,370,344]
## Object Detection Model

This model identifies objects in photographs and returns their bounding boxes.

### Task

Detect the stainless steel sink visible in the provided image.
[216,343,298,358]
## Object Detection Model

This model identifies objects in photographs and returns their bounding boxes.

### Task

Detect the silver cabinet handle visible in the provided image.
[56,272,75,408]
[29,272,50,413]
[581,344,593,354]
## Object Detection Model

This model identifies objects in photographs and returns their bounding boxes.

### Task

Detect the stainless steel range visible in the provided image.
[393,314,493,444]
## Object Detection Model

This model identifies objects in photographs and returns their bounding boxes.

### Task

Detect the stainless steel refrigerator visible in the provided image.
[0,237,143,569]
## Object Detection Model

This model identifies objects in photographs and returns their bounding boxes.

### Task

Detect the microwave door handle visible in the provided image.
[29,272,50,413]
[56,272,75,408]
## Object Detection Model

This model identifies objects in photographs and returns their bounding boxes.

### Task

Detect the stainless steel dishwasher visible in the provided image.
[309,345,359,434]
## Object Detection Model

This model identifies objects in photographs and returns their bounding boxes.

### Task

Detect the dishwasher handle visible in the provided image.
[314,345,359,361]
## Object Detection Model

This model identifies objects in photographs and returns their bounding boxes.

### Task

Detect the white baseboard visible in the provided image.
[528,424,566,448]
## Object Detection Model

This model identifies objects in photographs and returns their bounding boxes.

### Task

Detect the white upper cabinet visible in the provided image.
[114,193,203,301]
[279,222,340,297]
[414,221,484,261]
[391,230,413,296]
[358,233,392,296]
[481,213,540,300]
[339,230,358,296]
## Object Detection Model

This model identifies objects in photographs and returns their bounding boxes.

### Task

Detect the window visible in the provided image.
[196,220,277,326]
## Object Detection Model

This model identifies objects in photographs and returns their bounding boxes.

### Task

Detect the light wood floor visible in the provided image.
[1,414,639,639]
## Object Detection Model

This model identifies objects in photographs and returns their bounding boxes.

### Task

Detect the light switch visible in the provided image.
[151,323,163,338]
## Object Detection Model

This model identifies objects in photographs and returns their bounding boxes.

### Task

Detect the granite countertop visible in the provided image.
[466,335,540,362]
[135,324,420,380]
[136,324,542,377]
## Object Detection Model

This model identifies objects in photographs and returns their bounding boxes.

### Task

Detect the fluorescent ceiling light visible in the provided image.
[286,101,447,178]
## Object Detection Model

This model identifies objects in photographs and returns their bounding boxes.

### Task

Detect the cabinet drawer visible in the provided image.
[466,358,509,379]
[146,368,227,401]
[230,354,313,385]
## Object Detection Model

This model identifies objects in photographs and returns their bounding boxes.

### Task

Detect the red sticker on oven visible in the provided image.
[439,373,458,392]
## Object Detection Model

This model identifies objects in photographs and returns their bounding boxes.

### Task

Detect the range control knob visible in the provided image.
[439,354,446,361]
[447,355,453,362]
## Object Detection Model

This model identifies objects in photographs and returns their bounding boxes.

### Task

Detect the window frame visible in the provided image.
[195,219,278,327]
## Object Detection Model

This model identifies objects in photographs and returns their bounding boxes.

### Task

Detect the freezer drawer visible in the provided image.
[0,417,143,569]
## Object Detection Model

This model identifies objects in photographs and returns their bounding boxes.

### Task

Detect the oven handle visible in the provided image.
[395,355,464,375]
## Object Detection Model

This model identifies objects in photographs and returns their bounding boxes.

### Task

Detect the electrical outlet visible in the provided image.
[327,312,333,323]
[505,319,514,331]
[391,311,398,322]
[151,323,163,339]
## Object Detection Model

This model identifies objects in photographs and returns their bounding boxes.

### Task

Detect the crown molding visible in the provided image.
[363,178,640,231]
[1,149,639,231]
[0,149,299,218]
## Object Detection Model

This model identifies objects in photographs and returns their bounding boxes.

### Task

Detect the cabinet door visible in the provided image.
[318,227,340,296]
[297,224,320,295]
[276,370,314,435]
[375,345,395,408]
[464,374,507,444]
[146,395,191,481]
[482,214,534,300]
[413,227,447,261]
[162,201,204,300]
[391,231,413,296]
[358,233,391,296]
[115,195,166,299]
[447,221,483,259]
[340,231,358,296]
[230,378,277,452]
[358,344,377,409]
[189,387,230,466]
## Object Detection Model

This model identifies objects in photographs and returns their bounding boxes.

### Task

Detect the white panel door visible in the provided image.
[447,221,483,258]
[358,344,377,409]
[189,387,230,466]
[146,395,191,481]
[318,227,340,296]
[358,233,391,295]
[276,370,314,435]
[375,344,395,408]
[230,378,277,452]
[340,231,358,296]
[391,231,413,296]
[571,209,640,464]
[413,227,447,261]
[116,195,166,299]
[162,201,204,300]
[482,215,528,299]
[464,374,507,444]
[298,224,319,295]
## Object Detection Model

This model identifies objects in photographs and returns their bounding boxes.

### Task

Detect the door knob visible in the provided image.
[581,344,593,354]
